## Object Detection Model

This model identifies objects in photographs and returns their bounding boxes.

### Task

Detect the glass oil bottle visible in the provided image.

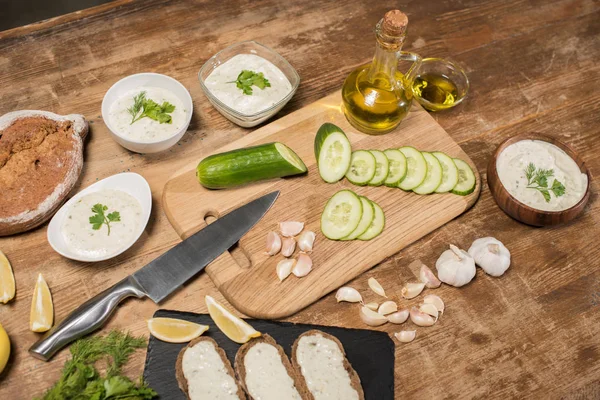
[342,10,422,135]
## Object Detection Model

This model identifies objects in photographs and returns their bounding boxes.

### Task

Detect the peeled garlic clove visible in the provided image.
[266,231,282,256]
[394,330,416,343]
[279,221,304,237]
[336,287,362,303]
[401,282,426,299]
[387,309,409,324]
[297,230,316,252]
[368,277,387,298]
[292,253,313,277]
[360,306,388,327]
[419,303,439,321]
[378,300,398,315]
[365,302,379,311]
[468,237,511,277]
[423,294,445,315]
[419,263,441,289]
[276,259,296,282]
[281,237,296,257]
[435,244,476,287]
[410,306,436,327]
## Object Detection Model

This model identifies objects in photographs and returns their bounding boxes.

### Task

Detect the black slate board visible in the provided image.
[144,309,395,400]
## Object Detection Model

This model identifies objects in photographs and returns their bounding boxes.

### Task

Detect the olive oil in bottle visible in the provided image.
[412,73,460,111]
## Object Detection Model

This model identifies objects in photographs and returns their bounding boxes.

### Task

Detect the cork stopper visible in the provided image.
[382,10,408,36]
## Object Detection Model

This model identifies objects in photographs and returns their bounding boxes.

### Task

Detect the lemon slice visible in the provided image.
[147,317,208,343]
[30,273,53,333]
[0,322,10,374]
[205,295,261,344]
[0,251,15,304]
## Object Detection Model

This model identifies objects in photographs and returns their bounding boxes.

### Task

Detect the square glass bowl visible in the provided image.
[198,41,300,128]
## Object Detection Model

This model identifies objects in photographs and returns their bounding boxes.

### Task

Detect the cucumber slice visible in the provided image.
[342,197,374,240]
[358,201,385,240]
[321,190,363,240]
[413,152,443,195]
[383,149,407,187]
[451,158,477,196]
[314,123,352,183]
[367,150,390,186]
[398,147,428,191]
[432,152,459,193]
[345,150,376,186]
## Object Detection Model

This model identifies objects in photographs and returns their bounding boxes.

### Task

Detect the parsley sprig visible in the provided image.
[127,91,176,125]
[524,162,566,202]
[228,70,271,95]
[89,203,120,236]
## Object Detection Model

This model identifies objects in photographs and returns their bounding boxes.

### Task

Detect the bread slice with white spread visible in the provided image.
[235,334,311,400]
[292,330,365,400]
[176,336,246,400]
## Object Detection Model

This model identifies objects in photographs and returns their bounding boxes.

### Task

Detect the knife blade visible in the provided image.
[29,190,279,361]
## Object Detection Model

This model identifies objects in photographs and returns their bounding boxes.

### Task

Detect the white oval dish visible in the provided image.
[47,173,152,262]
[102,73,193,153]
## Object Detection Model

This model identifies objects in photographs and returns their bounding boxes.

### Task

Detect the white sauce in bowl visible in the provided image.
[204,54,292,115]
[61,189,142,259]
[496,139,588,211]
[108,87,187,142]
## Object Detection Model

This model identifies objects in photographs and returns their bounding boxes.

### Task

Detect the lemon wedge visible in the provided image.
[0,251,15,304]
[30,273,54,333]
[147,317,208,343]
[205,295,261,344]
[0,322,10,374]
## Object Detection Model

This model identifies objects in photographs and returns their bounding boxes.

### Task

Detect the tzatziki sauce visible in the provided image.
[61,189,142,259]
[108,86,187,142]
[496,139,587,211]
[204,54,292,115]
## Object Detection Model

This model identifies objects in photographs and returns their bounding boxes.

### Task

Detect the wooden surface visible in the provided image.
[0,0,598,398]
[164,91,480,319]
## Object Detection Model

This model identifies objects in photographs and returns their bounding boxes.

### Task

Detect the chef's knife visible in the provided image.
[29,191,279,361]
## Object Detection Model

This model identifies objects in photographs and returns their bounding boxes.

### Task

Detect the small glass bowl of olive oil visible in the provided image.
[412,58,469,112]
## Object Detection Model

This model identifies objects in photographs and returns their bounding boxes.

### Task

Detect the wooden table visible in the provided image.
[1,0,599,398]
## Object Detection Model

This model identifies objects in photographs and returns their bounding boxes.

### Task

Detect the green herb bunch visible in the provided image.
[524,162,565,202]
[89,204,121,236]
[229,70,271,95]
[127,91,176,124]
[38,330,156,400]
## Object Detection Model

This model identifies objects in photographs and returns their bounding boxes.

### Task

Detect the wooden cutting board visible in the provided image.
[163,91,480,319]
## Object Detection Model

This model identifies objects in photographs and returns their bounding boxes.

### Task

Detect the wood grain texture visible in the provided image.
[163,91,480,319]
[0,0,599,398]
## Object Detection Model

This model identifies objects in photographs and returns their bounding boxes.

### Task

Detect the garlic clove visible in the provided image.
[423,294,445,315]
[279,221,304,237]
[297,231,316,252]
[394,330,416,343]
[468,237,511,277]
[435,244,476,287]
[281,237,296,257]
[378,300,398,315]
[292,253,313,277]
[368,277,387,298]
[401,282,426,299]
[336,287,362,303]
[365,302,379,311]
[409,306,436,327]
[266,231,282,256]
[419,303,439,321]
[419,264,442,289]
[360,306,388,326]
[387,309,409,324]
[276,259,296,282]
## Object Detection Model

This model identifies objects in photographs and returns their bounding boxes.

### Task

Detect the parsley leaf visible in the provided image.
[128,92,176,125]
[89,203,120,235]
[524,163,566,203]
[551,178,566,197]
[228,70,271,95]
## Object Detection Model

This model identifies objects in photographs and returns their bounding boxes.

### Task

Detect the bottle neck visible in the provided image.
[366,19,406,83]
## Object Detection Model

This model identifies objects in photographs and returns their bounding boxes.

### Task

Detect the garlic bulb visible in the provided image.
[387,309,409,324]
[281,237,296,257]
[419,263,441,288]
[297,231,316,252]
[378,301,398,315]
[276,259,295,281]
[409,307,436,327]
[292,253,312,277]
[279,221,304,237]
[419,303,439,321]
[401,282,425,299]
[368,277,387,298]
[423,294,445,315]
[266,231,282,255]
[336,287,362,303]
[394,330,416,343]
[365,302,379,311]
[435,244,476,287]
[468,237,511,277]
[360,306,388,326]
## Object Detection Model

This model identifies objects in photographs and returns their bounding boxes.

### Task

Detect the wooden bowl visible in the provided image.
[487,133,591,226]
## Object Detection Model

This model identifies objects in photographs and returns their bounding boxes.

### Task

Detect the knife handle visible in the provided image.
[28,276,146,361]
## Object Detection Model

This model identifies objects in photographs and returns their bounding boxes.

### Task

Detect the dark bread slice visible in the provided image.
[235,334,313,400]
[292,330,365,400]
[176,336,246,400]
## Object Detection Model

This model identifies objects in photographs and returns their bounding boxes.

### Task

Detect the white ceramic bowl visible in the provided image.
[102,73,193,153]
[47,173,152,262]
